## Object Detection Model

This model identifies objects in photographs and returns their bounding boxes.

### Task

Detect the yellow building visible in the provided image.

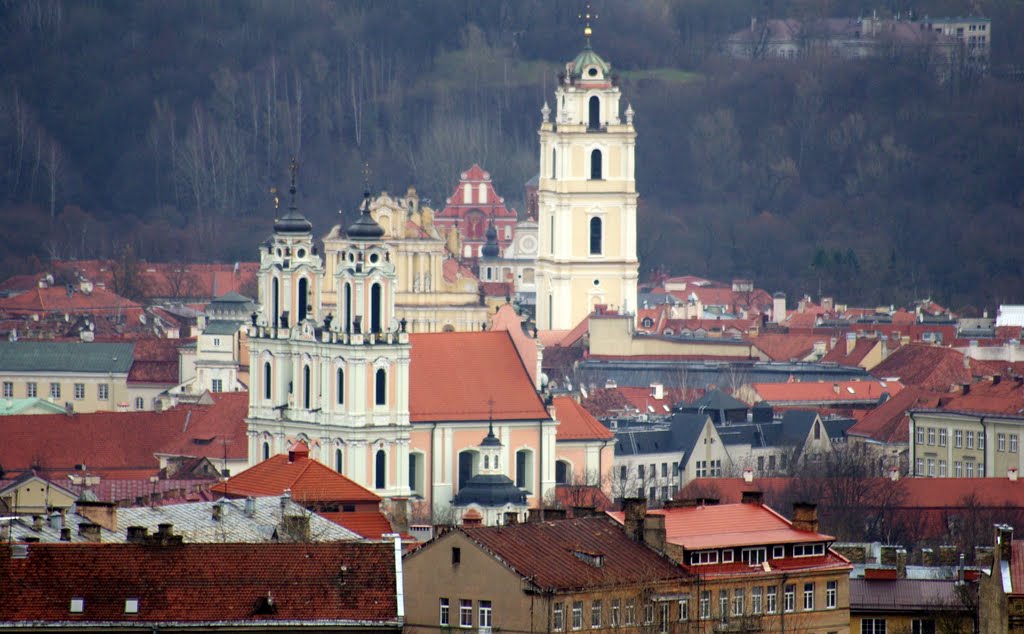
[323,188,488,333]
[536,39,639,330]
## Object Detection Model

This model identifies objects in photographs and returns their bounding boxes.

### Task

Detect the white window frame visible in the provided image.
[803,583,814,611]
[98,383,109,400]
[826,581,837,609]
[479,600,492,632]
[460,600,473,628]
[783,584,795,613]
[572,601,583,630]
[751,587,763,614]
[2,381,12,398]
[440,598,450,626]
[26,382,36,397]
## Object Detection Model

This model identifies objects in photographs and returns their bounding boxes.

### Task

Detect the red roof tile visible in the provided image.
[0,542,399,624]
[0,286,142,317]
[847,387,945,443]
[1012,542,1024,597]
[870,343,992,390]
[553,396,613,440]
[409,331,549,422]
[820,337,880,366]
[753,379,904,404]
[158,392,249,460]
[319,510,394,539]
[748,333,824,362]
[52,260,259,301]
[212,451,381,504]
[927,376,1024,416]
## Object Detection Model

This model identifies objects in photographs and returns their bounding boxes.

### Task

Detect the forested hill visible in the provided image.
[1,1,1023,311]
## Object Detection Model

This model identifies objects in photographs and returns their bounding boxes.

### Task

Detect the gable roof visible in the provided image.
[869,343,994,390]
[409,331,549,423]
[0,397,67,415]
[318,510,395,540]
[211,451,381,504]
[0,341,135,373]
[0,285,142,316]
[552,396,613,441]
[847,387,945,444]
[0,542,399,624]
[453,516,686,591]
[753,378,903,405]
[749,333,823,362]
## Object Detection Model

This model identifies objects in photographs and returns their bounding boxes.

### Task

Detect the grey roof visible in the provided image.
[203,320,244,336]
[525,173,539,188]
[454,474,527,507]
[687,389,749,412]
[210,291,255,305]
[0,341,134,374]
[614,413,709,463]
[577,359,869,390]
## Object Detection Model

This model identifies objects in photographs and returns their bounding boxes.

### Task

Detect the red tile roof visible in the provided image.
[409,331,550,423]
[847,387,946,444]
[820,338,879,366]
[489,304,540,386]
[212,448,381,505]
[53,260,260,301]
[1012,542,1024,597]
[0,285,142,317]
[753,378,904,404]
[441,257,479,284]
[158,392,249,460]
[0,542,399,624]
[553,396,613,440]
[457,517,686,591]
[319,510,394,539]
[554,485,614,513]
[926,376,1024,416]
[870,343,995,390]
[749,333,824,362]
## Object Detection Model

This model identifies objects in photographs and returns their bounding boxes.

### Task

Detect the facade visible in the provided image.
[323,187,488,333]
[435,164,519,259]
[535,41,639,330]
[403,517,689,634]
[980,525,1024,633]
[168,291,254,401]
[851,576,977,634]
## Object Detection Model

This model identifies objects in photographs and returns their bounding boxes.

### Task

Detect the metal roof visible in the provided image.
[202,320,244,336]
[0,341,134,374]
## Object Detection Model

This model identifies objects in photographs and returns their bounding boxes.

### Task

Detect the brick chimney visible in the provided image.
[126,526,149,544]
[791,502,819,533]
[622,498,647,542]
[76,501,118,531]
[643,514,666,552]
[78,522,102,542]
[997,524,1014,562]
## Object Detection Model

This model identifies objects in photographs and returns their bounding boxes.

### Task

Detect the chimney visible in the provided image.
[896,548,907,578]
[742,467,754,483]
[997,525,1014,562]
[650,383,664,400]
[572,506,597,518]
[212,502,224,521]
[503,511,520,526]
[622,498,647,542]
[888,466,900,481]
[390,497,411,536]
[772,292,786,324]
[59,527,71,541]
[822,297,834,313]
[974,545,994,566]
[78,522,102,542]
[938,545,957,566]
[48,512,63,531]
[281,490,292,513]
[126,526,148,544]
[31,515,43,532]
[791,502,819,533]
[643,514,666,552]
[1009,467,1019,482]
[846,332,856,355]
[921,547,935,566]
[244,496,256,517]
[741,490,764,505]
[880,545,898,566]
[280,514,310,541]
[76,501,118,532]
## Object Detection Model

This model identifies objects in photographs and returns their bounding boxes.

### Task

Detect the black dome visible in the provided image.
[481,220,499,258]
[346,191,385,240]
[453,474,527,507]
[274,209,313,234]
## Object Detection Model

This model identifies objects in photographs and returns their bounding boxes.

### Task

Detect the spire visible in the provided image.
[273,158,313,234]
[480,400,501,448]
[345,163,385,240]
[578,3,598,48]
[481,216,500,258]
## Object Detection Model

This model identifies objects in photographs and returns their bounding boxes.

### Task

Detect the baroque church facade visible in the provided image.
[535,40,639,330]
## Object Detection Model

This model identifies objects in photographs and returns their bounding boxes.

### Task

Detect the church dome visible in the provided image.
[453,474,527,507]
[346,191,385,240]
[481,220,500,258]
[274,209,313,234]
[569,45,611,79]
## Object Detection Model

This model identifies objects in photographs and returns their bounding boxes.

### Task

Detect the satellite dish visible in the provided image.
[389,317,400,332]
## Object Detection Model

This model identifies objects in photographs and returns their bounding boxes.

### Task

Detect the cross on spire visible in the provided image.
[578,3,598,46]
[288,158,299,209]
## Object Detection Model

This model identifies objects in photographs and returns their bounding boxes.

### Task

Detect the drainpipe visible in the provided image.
[909,412,917,475]
[979,416,988,476]
[430,422,437,524]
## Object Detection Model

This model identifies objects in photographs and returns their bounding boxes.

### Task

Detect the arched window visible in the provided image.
[516,449,534,491]
[590,149,603,180]
[335,448,343,473]
[272,278,280,327]
[375,449,386,489]
[589,217,603,255]
[458,451,478,491]
[555,460,571,485]
[342,366,350,407]
[263,361,272,400]
[302,365,311,409]
[484,455,490,469]
[297,277,309,322]
[343,283,352,333]
[551,148,557,179]
[409,453,425,497]
[375,368,387,406]
[370,283,382,333]
[588,96,600,130]
[262,442,270,461]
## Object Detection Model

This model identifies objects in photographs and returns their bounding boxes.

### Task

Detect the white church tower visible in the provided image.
[535,28,639,330]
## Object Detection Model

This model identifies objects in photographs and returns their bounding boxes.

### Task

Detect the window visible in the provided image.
[999,433,1006,451]
[955,461,963,477]
[792,543,825,557]
[262,442,270,461]
[710,460,723,477]
[772,545,785,559]
[263,361,272,400]
[966,431,975,449]
[915,458,924,476]
[211,378,223,393]
[718,591,728,623]
[460,600,473,628]
[695,460,707,477]
[70,598,84,613]
[124,598,139,614]
[677,596,689,621]
[610,599,620,627]
[440,598,450,626]
[751,587,763,614]
[591,601,602,628]
[26,382,36,398]
[690,550,719,565]
[784,584,795,613]
[590,149,602,180]
[862,619,886,634]
[699,592,710,620]
[554,603,565,631]
[912,619,935,634]
[2,381,12,398]
[927,458,935,477]
[722,549,734,563]
[479,601,492,632]
[658,602,669,633]
[672,462,679,476]
[803,583,814,610]
[375,368,387,405]
[927,428,935,445]
[742,547,767,565]
[954,430,963,448]
[588,96,600,129]
[134,396,144,410]
[938,428,947,447]
[73,383,85,400]
[451,547,461,565]
[572,601,583,630]
[375,449,386,489]
[1012,435,1019,453]
[732,589,744,616]
[50,382,61,399]
[336,448,344,473]
[98,383,109,400]
[966,462,974,477]
[552,148,557,179]
[638,464,645,480]
[826,580,837,609]
[644,602,654,625]
[938,460,947,477]
[336,368,344,405]
[589,217,602,255]
[766,587,777,614]
[625,599,636,625]
[916,426,925,444]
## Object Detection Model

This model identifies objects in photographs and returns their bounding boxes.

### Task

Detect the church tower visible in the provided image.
[535,32,639,330]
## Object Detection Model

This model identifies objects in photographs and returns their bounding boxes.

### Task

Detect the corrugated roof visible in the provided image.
[0,341,134,373]
[0,542,399,624]
[850,578,975,611]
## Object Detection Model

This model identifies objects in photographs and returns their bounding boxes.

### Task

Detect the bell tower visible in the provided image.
[535,29,638,330]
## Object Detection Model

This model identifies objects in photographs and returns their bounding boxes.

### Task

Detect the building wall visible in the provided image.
[0,372,133,413]
[588,315,767,360]
[910,411,1024,478]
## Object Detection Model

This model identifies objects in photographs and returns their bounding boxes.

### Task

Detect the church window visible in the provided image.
[134,396,144,410]
[335,448,343,472]
[370,283,382,333]
[375,450,386,489]
[463,183,472,203]
[590,149,603,180]
[552,148,557,179]
[271,279,280,327]
[375,368,387,405]
[262,442,271,461]
[297,248,306,258]
[484,455,490,469]
[342,366,350,407]
[458,451,478,490]
[516,449,534,491]
[263,362,272,400]
[297,278,309,322]
[478,182,487,203]
[556,460,571,485]
[409,453,425,496]
[302,365,311,409]
[343,283,352,333]
[589,217,603,255]
[588,96,601,130]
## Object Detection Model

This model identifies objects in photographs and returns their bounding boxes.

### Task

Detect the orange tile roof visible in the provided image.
[553,396,613,440]
[52,260,259,301]
[928,376,1024,416]
[158,392,249,460]
[607,503,835,550]
[847,387,945,444]
[753,379,904,404]
[869,343,990,390]
[820,338,879,366]
[536,329,572,347]
[489,304,539,386]
[409,331,550,422]
[441,257,478,284]
[0,286,142,316]
[211,447,381,504]
[747,333,824,362]
[318,510,394,539]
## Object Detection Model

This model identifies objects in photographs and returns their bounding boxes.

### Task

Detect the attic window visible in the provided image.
[573,550,604,568]
[125,599,139,614]
[70,598,84,613]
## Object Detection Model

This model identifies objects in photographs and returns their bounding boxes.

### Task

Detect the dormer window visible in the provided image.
[125,599,139,614]
[70,598,84,613]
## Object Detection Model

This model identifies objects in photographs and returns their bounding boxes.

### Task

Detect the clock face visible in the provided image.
[520,235,538,254]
